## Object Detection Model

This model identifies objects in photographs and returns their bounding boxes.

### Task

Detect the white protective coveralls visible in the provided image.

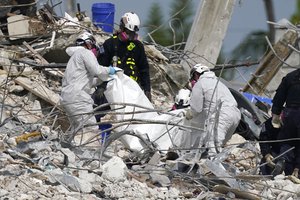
[60,46,110,136]
[188,71,241,154]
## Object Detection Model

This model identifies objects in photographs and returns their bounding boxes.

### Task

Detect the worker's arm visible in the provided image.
[272,77,288,115]
[136,42,151,93]
[82,49,110,79]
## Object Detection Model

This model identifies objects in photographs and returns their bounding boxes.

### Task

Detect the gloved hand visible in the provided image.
[185,108,193,120]
[292,168,299,178]
[108,66,116,75]
[145,91,152,102]
[265,153,275,167]
[271,114,281,128]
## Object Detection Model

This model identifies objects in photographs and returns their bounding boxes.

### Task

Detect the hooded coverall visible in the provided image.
[60,46,110,136]
[189,71,241,154]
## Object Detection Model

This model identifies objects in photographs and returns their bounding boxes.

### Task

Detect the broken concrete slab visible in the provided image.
[47,169,93,193]
[149,173,171,187]
[7,15,32,40]
[101,156,128,183]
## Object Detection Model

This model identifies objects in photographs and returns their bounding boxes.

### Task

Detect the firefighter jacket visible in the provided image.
[97,34,151,93]
[272,69,300,115]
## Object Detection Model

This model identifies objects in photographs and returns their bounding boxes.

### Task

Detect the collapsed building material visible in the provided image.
[1,2,300,199]
[14,76,59,106]
[0,48,19,73]
[242,29,298,95]
[182,0,236,72]
[213,185,260,200]
[7,15,45,40]
[23,41,64,77]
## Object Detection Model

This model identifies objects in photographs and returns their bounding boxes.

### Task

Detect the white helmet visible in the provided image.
[120,12,140,32]
[190,64,210,79]
[175,89,191,107]
[76,31,96,46]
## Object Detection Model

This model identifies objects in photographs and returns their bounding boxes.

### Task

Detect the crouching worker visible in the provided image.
[185,64,241,156]
[171,89,191,110]
[259,117,295,176]
[270,68,300,177]
[60,31,116,144]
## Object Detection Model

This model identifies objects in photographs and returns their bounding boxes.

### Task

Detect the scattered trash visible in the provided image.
[15,131,41,144]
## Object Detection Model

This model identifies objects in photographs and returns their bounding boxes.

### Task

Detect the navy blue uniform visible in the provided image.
[272,69,300,171]
[259,118,294,175]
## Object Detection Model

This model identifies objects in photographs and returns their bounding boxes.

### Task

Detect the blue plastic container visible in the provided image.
[92,3,115,33]
[99,123,112,143]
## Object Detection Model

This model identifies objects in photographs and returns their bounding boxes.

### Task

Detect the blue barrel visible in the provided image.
[92,3,115,33]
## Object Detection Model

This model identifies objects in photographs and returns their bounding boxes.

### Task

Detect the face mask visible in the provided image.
[191,80,197,88]
[91,48,98,57]
[119,31,138,42]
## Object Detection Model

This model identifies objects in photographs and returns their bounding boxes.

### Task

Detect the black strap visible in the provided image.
[112,37,135,68]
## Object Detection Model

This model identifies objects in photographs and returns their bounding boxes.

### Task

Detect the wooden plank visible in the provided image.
[242,30,298,95]
[14,76,59,106]
[213,185,261,200]
[23,41,48,64]
[23,41,64,77]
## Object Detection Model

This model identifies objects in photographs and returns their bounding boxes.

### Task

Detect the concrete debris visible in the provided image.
[149,173,171,187]
[0,2,299,200]
[47,169,93,193]
[101,156,128,183]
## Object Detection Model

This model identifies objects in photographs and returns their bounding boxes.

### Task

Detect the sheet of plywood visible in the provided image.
[14,76,59,106]
[242,30,298,95]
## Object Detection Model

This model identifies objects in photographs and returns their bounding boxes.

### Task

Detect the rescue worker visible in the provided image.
[171,89,191,110]
[97,12,151,101]
[60,31,116,143]
[185,64,241,155]
[271,68,300,177]
[259,117,294,176]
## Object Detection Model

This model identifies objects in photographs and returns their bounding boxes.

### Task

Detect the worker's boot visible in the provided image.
[271,158,285,177]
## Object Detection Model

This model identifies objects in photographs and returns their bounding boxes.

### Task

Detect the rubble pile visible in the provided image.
[0,2,299,200]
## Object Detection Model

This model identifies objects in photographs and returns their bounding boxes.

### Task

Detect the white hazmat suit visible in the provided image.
[188,71,241,154]
[60,46,110,137]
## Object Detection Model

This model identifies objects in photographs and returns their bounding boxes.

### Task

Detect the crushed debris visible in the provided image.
[0,1,299,200]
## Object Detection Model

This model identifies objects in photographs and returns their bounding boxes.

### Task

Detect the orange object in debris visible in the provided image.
[15,131,41,144]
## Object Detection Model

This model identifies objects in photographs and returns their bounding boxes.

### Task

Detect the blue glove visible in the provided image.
[108,66,116,75]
